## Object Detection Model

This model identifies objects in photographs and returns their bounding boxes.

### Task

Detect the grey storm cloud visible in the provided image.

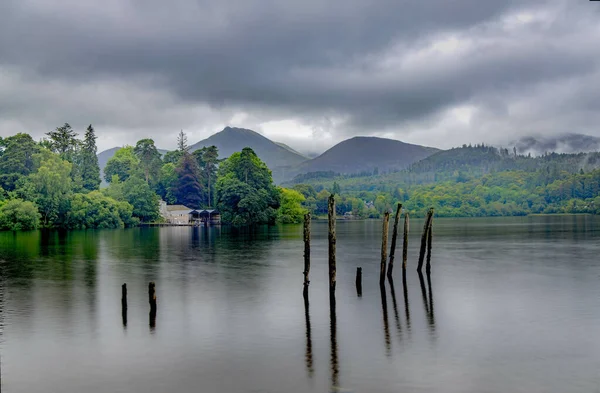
[0,0,599,152]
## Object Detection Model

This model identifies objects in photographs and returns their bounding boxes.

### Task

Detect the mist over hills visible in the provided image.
[513,133,600,155]
[97,128,600,185]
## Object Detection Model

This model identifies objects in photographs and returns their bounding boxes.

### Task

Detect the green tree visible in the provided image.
[46,123,79,161]
[80,124,101,191]
[103,176,159,222]
[277,188,307,224]
[174,153,203,208]
[163,150,183,165]
[65,191,133,229]
[26,149,73,226]
[157,162,178,203]
[332,181,341,195]
[104,146,139,183]
[177,130,188,152]
[0,199,41,231]
[194,145,219,207]
[0,133,39,191]
[216,148,281,226]
[134,138,162,184]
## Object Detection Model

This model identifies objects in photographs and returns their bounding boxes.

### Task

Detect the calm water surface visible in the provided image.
[1,216,600,392]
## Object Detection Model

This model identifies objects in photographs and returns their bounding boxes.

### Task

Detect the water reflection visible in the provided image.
[329,292,339,392]
[402,270,411,332]
[303,294,313,377]
[387,277,403,338]
[379,283,391,356]
[418,272,436,334]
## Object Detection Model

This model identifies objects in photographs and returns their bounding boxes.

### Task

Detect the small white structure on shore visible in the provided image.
[159,201,221,225]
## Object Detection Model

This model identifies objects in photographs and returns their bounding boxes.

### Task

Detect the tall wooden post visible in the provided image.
[328,194,336,293]
[417,208,434,272]
[148,282,157,328]
[402,212,409,270]
[425,217,434,274]
[387,203,402,278]
[380,212,390,284]
[121,283,127,327]
[303,213,311,299]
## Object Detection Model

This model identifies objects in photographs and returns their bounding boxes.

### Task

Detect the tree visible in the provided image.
[46,123,79,161]
[26,149,73,226]
[177,130,188,152]
[103,176,159,222]
[0,199,40,231]
[65,191,134,229]
[163,150,183,165]
[80,125,101,191]
[104,146,139,183]
[134,138,162,184]
[194,145,219,207]
[216,148,281,226]
[277,188,306,224]
[173,153,203,208]
[157,163,178,203]
[0,133,39,191]
[332,181,341,195]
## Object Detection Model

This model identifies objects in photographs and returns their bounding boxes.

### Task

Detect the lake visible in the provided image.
[1,215,600,393]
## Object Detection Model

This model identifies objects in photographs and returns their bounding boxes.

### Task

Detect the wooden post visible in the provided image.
[356,267,362,297]
[303,213,311,299]
[148,282,157,328]
[380,211,390,284]
[402,212,409,270]
[417,208,434,272]
[121,283,127,327]
[328,194,336,293]
[425,216,434,274]
[387,203,402,278]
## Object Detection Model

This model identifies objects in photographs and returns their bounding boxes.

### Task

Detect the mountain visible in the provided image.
[290,136,439,177]
[188,126,308,169]
[514,133,600,155]
[274,142,309,159]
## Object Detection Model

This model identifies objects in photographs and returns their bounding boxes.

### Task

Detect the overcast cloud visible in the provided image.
[0,0,598,153]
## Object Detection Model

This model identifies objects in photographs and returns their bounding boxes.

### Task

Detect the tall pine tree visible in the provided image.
[80,125,101,191]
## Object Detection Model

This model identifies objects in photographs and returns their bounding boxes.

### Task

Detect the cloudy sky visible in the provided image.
[0,0,599,153]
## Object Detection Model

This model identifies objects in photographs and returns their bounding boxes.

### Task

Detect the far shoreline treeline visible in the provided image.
[0,124,307,231]
[0,125,599,232]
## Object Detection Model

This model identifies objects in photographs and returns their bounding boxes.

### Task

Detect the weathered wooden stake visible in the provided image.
[303,213,311,299]
[121,283,127,310]
[380,211,390,284]
[387,203,402,278]
[402,212,409,270]
[425,216,434,274]
[121,283,127,327]
[356,267,362,296]
[417,208,434,272]
[149,282,157,329]
[148,282,157,312]
[328,194,336,293]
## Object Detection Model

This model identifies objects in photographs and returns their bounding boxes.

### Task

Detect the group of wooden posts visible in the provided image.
[302,194,435,300]
[120,281,157,328]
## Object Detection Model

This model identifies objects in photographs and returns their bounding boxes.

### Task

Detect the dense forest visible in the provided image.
[287,145,600,218]
[0,125,306,230]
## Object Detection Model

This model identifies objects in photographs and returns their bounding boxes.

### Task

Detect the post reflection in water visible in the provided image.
[402,269,411,332]
[303,294,313,377]
[418,272,436,334]
[387,276,403,338]
[149,309,156,332]
[426,273,436,331]
[379,283,391,356]
[329,292,339,392]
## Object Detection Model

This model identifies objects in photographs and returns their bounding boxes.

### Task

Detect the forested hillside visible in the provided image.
[287,145,600,218]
